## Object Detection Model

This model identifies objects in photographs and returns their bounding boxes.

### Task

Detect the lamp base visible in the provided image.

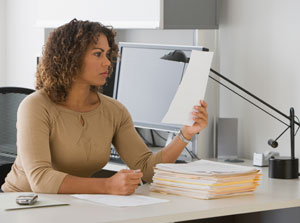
[269,157,299,179]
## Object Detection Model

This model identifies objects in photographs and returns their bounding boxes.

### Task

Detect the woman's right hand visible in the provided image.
[106,169,143,195]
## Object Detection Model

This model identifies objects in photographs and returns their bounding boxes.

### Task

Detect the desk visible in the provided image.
[1,166,300,223]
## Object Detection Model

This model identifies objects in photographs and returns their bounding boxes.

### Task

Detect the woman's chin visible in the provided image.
[94,79,106,87]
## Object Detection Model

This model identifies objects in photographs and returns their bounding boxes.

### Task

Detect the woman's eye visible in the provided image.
[94,52,101,57]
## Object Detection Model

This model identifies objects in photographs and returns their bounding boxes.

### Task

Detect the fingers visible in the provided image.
[192,108,207,120]
[180,101,208,137]
[108,169,143,195]
[200,100,207,108]
[119,169,132,173]
[119,169,143,183]
[192,101,208,121]
[121,170,143,193]
[120,169,143,178]
[191,100,208,130]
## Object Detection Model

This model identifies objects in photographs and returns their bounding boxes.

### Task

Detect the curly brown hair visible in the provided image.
[36,19,119,103]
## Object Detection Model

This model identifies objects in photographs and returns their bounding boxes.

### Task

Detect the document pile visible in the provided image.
[150,160,261,200]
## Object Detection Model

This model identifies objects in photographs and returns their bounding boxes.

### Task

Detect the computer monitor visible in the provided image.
[113,42,208,133]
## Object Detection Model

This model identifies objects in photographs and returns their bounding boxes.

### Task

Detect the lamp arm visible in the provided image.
[210,68,300,127]
[209,75,289,127]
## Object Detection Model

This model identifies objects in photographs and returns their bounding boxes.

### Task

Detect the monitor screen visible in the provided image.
[113,43,208,132]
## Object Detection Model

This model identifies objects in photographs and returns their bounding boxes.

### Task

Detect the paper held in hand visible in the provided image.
[162,50,214,126]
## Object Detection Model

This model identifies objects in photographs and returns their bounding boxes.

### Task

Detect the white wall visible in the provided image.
[197,30,220,158]
[6,0,44,88]
[36,0,160,29]
[0,0,6,85]
[219,0,300,159]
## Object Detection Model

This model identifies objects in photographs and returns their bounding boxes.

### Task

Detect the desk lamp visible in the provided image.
[161,50,300,179]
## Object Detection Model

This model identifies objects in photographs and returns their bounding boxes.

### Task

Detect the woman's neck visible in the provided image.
[62,84,100,112]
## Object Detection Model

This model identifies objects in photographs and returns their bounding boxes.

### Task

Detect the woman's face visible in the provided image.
[78,34,111,87]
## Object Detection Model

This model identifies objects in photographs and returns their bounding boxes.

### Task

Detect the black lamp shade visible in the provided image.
[160,50,189,63]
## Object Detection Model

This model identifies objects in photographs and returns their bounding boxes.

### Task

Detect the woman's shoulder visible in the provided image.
[19,90,53,111]
[99,94,126,111]
[98,93,131,119]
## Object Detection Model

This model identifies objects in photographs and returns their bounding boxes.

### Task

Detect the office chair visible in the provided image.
[0,87,35,187]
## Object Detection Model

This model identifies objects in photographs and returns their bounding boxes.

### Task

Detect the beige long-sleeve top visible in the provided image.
[1,90,162,193]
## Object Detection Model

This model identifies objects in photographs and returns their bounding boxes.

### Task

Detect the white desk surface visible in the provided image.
[1,165,300,223]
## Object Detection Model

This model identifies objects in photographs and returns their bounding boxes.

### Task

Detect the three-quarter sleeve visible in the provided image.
[16,95,67,193]
[112,105,162,183]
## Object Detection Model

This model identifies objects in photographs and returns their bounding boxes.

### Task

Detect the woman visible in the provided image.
[1,19,208,195]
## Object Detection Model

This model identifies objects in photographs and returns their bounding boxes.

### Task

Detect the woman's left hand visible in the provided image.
[181,100,208,140]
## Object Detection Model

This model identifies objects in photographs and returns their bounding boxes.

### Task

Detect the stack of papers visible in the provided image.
[150,160,261,200]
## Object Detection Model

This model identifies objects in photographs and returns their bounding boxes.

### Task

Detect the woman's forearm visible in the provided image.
[58,175,109,194]
[161,133,192,163]
[161,100,208,163]
[58,169,143,195]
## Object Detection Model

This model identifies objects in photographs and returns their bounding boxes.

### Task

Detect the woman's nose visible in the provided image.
[102,56,111,67]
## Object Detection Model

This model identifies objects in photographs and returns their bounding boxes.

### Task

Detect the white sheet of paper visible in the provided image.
[71,194,168,207]
[155,160,258,176]
[162,50,214,126]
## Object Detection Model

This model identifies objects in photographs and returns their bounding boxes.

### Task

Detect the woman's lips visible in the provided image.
[100,72,108,78]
